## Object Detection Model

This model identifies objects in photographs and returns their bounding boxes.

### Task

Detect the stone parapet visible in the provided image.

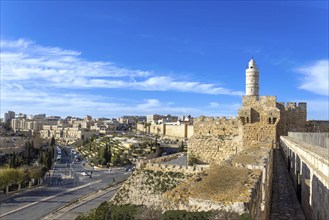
[280,136,329,220]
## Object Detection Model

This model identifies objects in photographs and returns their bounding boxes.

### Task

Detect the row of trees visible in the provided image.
[9,142,54,170]
[84,137,131,167]
[0,166,47,191]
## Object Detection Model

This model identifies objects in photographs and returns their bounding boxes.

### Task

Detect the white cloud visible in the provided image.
[208,102,220,108]
[0,82,240,118]
[1,38,242,96]
[296,60,329,96]
[0,38,244,118]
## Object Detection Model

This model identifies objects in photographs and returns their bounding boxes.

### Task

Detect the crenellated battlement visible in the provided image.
[276,102,307,112]
[195,116,239,123]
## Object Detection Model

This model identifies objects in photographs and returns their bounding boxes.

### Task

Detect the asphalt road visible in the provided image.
[0,146,131,220]
[44,184,122,220]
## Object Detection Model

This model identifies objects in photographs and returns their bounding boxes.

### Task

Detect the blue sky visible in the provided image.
[1,1,328,119]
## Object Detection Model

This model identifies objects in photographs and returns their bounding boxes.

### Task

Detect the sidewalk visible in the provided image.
[0,184,46,203]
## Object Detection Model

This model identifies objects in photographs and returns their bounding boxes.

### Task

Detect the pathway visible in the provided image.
[270,149,305,220]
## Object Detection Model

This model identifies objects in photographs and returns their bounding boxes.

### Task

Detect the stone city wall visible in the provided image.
[150,124,165,135]
[136,123,147,132]
[242,123,277,148]
[162,150,273,220]
[136,153,209,174]
[189,116,242,164]
[288,132,329,149]
[144,163,209,174]
[277,102,307,136]
[231,147,274,220]
[240,96,280,148]
[137,123,193,139]
[280,136,329,220]
[110,168,193,209]
[165,124,187,138]
[305,120,329,132]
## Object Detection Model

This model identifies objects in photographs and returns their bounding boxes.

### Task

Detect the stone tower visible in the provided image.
[246,58,259,98]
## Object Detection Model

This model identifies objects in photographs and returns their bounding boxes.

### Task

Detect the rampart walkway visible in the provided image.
[270,149,305,220]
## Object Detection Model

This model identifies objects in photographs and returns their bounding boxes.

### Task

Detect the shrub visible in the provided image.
[163,210,214,220]
[188,154,198,166]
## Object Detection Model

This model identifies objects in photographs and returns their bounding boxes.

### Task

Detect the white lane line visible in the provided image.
[42,185,122,220]
[0,180,102,218]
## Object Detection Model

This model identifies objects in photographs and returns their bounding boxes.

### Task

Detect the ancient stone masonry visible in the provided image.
[305,120,329,132]
[280,135,329,220]
[188,116,241,165]
[162,147,273,219]
[189,97,310,165]
[136,123,194,139]
[239,96,280,148]
[277,102,307,135]
[111,58,328,219]
[111,168,193,208]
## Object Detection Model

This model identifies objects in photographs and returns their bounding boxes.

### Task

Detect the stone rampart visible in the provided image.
[189,116,242,164]
[136,153,209,174]
[144,163,209,174]
[110,168,194,209]
[288,132,329,149]
[242,123,277,148]
[231,147,273,219]
[137,123,193,139]
[165,124,186,138]
[280,136,329,220]
[277,102,307,136]
[162,147,273,219]
[305,121,329,132]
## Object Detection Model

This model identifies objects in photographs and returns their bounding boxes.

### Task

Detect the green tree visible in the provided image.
[0,168,24,190]
[13,168,24,185]
[39,149,53,171]
[104,143,112,164]
[178,140,185,152]
[111,153,122,166]
[188,154,198,166]
[50,136,56,146]
[10,152,19,168]
[25,141,32,165]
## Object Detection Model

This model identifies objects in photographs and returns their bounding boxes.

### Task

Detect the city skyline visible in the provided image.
[1,1,328,119]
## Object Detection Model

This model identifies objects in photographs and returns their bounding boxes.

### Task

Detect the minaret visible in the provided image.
[246,58,259,98]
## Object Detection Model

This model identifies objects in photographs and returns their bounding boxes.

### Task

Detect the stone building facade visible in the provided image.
[112,58,327,219]
[189,58,309,164]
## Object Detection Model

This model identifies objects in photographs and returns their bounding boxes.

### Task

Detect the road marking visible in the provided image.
[0,180,102,218]
[41,184,123,220]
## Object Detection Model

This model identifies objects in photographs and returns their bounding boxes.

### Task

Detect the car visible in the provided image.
[81,172,88,176]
